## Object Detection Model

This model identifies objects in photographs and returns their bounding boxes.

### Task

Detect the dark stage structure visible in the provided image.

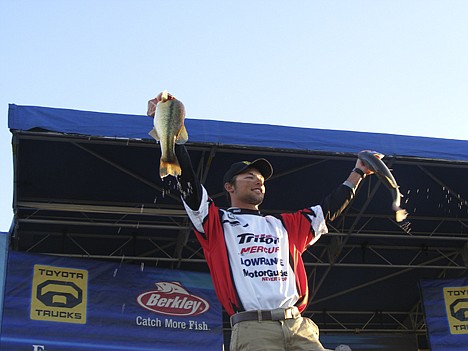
[7,104,468,349]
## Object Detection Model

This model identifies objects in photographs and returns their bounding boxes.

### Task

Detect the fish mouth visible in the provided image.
[160,90,176,102]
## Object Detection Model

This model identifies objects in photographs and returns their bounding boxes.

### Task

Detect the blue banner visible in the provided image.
[0,251,223,351]
[420,277,468,351]
[0,232,8,336]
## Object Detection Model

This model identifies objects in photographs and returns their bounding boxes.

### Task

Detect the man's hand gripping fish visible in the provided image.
[358,151,408,223]
[147,91,188,178]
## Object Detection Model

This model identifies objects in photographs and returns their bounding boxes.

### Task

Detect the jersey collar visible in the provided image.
[227,207,262,215]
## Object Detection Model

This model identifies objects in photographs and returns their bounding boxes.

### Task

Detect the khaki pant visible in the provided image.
[229,317,326,351]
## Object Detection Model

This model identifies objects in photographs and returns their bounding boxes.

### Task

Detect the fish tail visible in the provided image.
[160,159,182,178]
[395,209,408,223]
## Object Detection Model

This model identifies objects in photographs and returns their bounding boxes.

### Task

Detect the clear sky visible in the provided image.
[1,0,467,231]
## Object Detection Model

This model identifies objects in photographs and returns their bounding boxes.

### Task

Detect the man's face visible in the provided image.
[227,168,265,208]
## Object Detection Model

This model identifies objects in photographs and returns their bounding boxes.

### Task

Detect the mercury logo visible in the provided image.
[137,282,209,317]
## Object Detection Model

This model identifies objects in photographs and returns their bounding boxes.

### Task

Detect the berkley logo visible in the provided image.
[137,282,210,317]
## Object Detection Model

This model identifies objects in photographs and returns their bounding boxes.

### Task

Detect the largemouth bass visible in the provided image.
[147,91,188,178]
[358,150,408,223]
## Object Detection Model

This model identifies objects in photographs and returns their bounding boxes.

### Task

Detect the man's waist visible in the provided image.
[230,307,301,327]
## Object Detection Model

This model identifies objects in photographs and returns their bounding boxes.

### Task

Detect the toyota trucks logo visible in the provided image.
[137,282,209,317]
[444,286,468,334]
[30,264,87,324]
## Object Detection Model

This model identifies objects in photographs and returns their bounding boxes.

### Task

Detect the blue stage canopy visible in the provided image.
[8,104,468,162]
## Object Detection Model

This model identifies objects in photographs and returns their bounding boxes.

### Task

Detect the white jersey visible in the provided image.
[183,186,328,314]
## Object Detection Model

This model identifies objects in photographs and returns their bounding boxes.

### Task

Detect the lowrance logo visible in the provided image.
[137,282,209,317]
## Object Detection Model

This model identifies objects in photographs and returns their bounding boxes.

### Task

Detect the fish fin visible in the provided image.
[149,128,160,141]
[373,152,385,160]
[365,150,385,159]
[160,160,182,179]
[175,125,188,145]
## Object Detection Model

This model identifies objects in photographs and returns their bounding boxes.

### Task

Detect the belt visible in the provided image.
[230,307,301,327]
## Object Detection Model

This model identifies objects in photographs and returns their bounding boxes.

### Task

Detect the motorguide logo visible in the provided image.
[137,282,209,317]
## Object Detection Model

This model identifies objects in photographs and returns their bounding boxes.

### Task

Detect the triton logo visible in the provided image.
[137,282,209,317]
[237,233,279,245]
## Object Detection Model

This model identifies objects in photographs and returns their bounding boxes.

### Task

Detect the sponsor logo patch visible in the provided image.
[443,286,468,334]
[137,282,209,317]
[30,264,88,324]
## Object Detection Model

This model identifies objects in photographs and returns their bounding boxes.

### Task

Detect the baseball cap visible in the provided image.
[223,159,273,184]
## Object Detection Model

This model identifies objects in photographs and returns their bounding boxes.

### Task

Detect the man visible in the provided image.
[147,89,363,350]
[172,143,370,351]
